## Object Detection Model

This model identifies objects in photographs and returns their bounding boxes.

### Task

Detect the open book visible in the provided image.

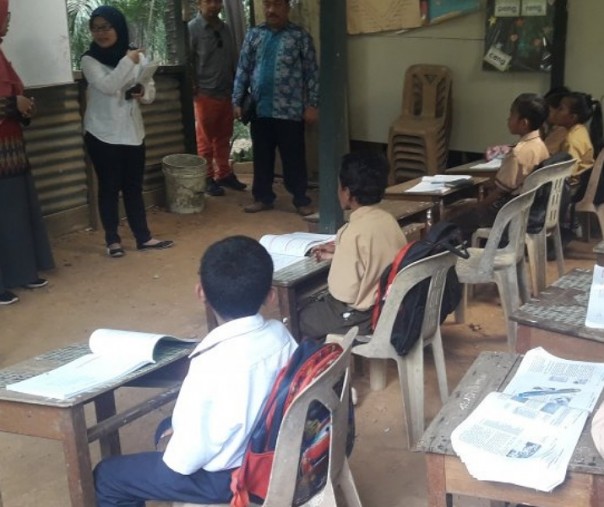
[259,232,335,272]
[451,347,604,492]
[6,329,198,400]
[404,174,472,194]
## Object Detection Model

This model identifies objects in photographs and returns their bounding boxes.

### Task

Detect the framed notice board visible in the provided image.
[483,0,556,72]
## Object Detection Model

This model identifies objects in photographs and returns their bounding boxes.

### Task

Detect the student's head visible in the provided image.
[544,86,571,125]
[263,0,290,30]
[199,235,273,320]
[338,152,389,209]
[507,93,548,135]
[552,92,596,128]
[198,0,223,21]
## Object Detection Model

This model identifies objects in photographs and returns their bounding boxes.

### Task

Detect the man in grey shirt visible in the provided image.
[189,0,246,196]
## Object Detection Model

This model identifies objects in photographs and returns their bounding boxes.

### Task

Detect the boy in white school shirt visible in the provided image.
[94,235,298,506]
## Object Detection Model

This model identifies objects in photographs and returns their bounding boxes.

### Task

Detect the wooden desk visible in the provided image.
[206,258,330,340]
[418,351,604,507]
[510,268,604,361]
[384,176,489,225]
[445,160,499,180]
[0,341,194,506]
[302,200,434,236]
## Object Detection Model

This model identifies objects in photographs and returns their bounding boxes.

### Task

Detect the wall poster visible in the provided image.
[483,0,556,72]
[346,0,480,35]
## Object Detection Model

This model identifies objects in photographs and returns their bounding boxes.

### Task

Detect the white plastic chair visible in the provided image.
[472,158,575,297]
[455,189,538,351]
[327,250,457,449]
[574,148,604,241]
[174,327,362,507]
[521,158,575,295]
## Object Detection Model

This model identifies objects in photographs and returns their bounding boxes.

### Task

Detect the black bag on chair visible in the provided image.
[240,91,256,126]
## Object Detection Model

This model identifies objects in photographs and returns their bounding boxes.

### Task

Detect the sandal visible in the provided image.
[107,243,125,258]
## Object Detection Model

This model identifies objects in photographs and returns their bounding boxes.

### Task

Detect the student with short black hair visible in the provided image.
[454,93,549,241]
[298,152,407,340]
[94,235,297,506]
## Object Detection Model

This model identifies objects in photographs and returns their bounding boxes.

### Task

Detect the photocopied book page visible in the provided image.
[259,233,335,272]
[451,347,604,491]
[6,329,197,400]
[404,174,472,194]
[136,59,158,85]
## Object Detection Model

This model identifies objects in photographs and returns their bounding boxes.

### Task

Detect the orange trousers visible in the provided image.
[193,93,234,180]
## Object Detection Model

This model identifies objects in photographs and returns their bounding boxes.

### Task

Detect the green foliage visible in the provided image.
[67,0,169,69]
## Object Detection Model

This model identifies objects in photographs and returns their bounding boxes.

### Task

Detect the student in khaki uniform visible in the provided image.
[298,153,407,340]
[454,93,549,242]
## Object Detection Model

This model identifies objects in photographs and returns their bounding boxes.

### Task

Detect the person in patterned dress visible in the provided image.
[232,0,318,216]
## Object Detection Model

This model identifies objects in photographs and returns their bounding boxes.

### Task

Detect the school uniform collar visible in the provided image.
[348,204,381,222]
[518,130,542,143]
[196,12,225,31]
[189,313,266,358]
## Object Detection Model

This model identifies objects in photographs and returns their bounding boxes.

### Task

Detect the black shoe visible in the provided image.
[205,179,225,196]
[137,240,174,251]
[216,174,247,191]
[0,291,19,305]
[24,278,48,289]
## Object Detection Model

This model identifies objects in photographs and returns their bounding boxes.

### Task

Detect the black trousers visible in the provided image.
[250,117,311,207]
[298,291,373,340]
[85,133,152,246]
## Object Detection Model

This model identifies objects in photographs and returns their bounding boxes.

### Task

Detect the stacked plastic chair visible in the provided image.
[387,64,453,183]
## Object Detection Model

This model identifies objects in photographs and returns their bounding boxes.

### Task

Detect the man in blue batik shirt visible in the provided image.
[233,0,319,216]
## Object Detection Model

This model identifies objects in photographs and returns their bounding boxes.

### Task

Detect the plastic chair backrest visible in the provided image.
[521,158,575,231]
[478,189,538,272]
[370,251,457,357]
[401,64,452,120]
[262,327,357,507]
[575,148,604,208]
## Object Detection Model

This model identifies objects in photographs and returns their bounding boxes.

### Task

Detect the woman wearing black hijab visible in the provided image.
[82,5,172,258]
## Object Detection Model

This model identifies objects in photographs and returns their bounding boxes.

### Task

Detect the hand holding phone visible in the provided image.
[125,83,143,100]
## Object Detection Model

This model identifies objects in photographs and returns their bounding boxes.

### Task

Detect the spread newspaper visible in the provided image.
[451,347,604,492]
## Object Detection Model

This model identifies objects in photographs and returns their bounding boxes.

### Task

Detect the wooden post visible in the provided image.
[318,0,347,233]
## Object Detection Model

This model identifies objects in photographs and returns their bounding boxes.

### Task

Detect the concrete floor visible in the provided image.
[0,174,598,507]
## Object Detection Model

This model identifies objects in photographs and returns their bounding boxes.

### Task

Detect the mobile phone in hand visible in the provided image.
[125,83,143,100]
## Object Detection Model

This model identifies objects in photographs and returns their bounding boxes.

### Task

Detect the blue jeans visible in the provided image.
[94,452,234,506]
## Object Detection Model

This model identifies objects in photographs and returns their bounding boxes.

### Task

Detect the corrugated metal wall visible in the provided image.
[23,69,190,237]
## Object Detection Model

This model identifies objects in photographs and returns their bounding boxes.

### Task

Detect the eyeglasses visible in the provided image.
[214,30,223,49]
[91,24,114,34]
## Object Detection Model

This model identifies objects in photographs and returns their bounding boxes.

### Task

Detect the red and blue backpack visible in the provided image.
[230,339,354,507]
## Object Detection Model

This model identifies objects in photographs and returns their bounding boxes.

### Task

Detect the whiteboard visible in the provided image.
[2,0,73,88]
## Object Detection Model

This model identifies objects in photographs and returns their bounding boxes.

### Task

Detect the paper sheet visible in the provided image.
[585,265,604,329]
[470,159,503,170]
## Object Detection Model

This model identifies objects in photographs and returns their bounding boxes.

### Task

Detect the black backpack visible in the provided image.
[371,221,468,356]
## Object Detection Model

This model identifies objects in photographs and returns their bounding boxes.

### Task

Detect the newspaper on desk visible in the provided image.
[404,174,472,194]
[451,347,604,491]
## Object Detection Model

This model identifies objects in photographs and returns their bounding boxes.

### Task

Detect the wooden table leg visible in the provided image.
[59,406,95,507]
[426,453,448,507]
[94,391,121,458]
